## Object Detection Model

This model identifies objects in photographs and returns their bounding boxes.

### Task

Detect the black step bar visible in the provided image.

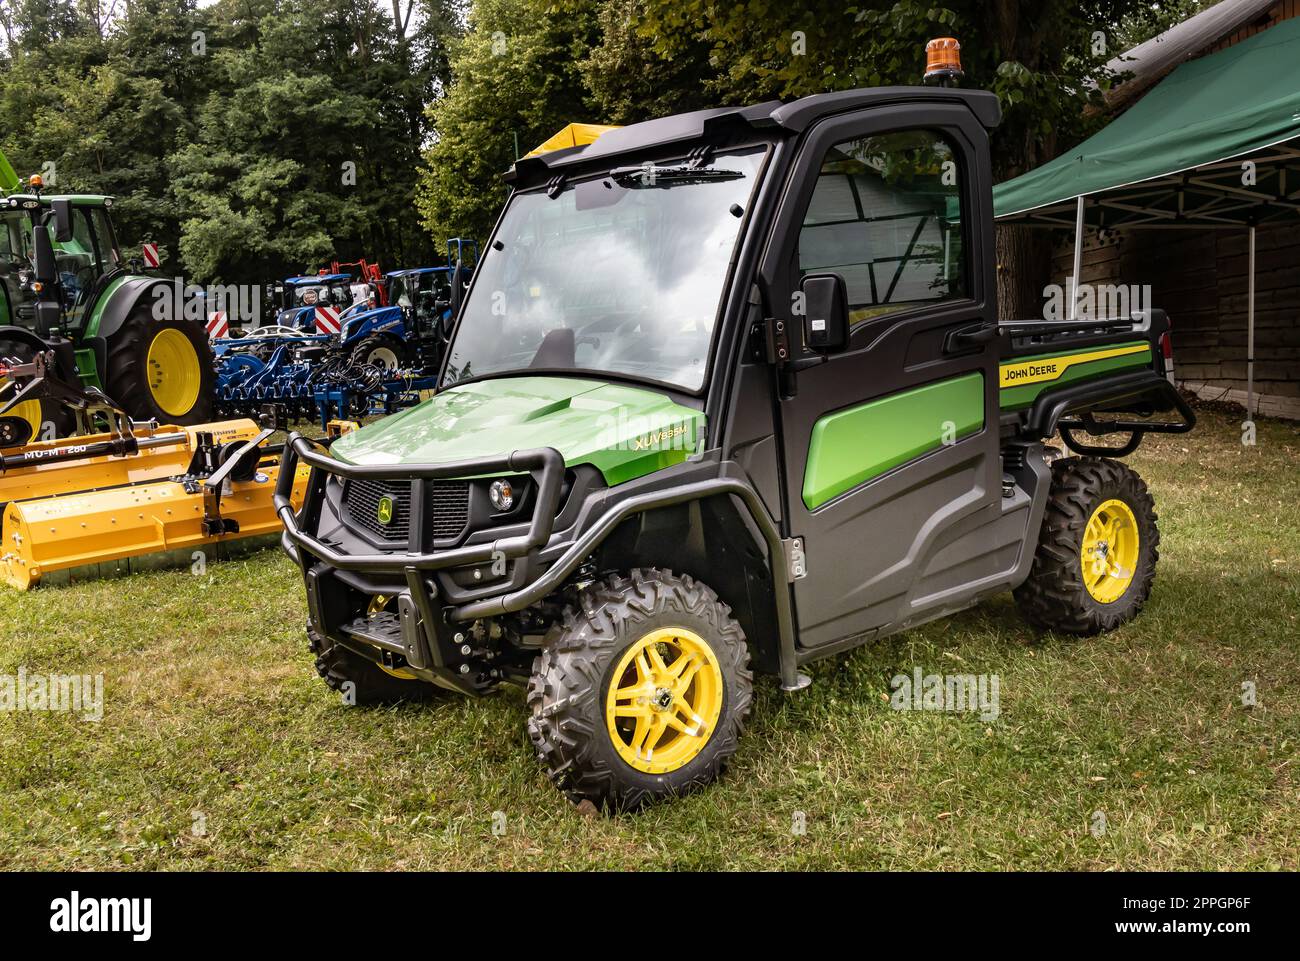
[1027,370,1195,456]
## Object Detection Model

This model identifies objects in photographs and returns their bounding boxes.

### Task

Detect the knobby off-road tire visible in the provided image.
[1014,456,1159,635]
[526,569,753,812]
[105,304,215,424]
[308,627,445,706]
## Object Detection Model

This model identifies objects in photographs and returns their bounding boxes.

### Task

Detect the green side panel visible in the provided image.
[802,372,985,511]
[73,348,103,389]
[81,274,134,338]
[331,375,705,487]
[998,342,1152,410]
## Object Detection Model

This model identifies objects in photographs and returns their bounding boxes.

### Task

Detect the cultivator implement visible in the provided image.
[213,332,437,425]
[0,353,310,590]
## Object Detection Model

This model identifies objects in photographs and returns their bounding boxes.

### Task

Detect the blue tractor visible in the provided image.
[269,273,370,333]
[335,239,477,371]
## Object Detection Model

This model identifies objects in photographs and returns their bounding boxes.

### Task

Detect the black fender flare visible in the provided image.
[92,275,172,341]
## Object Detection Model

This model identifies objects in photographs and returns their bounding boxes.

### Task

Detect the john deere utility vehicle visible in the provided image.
[276,54,1194,810]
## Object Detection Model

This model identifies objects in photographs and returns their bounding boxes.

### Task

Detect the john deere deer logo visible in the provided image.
[376,495,394,525]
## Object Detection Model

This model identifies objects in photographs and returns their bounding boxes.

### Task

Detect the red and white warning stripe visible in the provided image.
[314,305,342,335]
[142,242,160,268]
[206,311,229,339]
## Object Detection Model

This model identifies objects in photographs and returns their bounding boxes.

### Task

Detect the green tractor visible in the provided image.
[0,153,213,446]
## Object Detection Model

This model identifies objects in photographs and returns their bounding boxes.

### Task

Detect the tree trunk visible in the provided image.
[995,223,1050,321]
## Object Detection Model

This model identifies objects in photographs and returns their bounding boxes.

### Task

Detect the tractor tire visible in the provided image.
[105,304,215,424]
[1014,456,1160,635]
[526,568,753,812]
[308,627,445,707]
[0,336,71,447]
[350,334,405,372]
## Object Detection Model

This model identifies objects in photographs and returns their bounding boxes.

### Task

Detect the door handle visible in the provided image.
[945,322,998,353]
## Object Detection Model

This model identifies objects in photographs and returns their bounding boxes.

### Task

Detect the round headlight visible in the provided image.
[489,479,514,512]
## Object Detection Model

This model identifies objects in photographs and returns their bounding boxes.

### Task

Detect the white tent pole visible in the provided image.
[1070,195,1085,320]
[1247,225,1256,420]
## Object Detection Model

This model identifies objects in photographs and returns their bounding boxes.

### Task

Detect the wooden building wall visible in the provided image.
[1049,224,1300,418]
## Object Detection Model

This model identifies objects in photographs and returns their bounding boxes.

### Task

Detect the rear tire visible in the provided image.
[105,304,214,424]
[1014,456,1159,635]
[0,336,72,446]
[526,569,753,812]
[308,628,445,706]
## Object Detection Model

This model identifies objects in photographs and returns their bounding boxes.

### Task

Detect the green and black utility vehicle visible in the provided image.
[276,76,1194,810]
[0,157,213,446]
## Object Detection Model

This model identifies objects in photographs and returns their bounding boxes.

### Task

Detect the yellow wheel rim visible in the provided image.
[0,371,42,445]
[146,327,201,417]
[1081,498,1140,604]
[605,627,724,775]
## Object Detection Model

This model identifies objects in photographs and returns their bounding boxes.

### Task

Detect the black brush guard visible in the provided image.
[273,433,805,692]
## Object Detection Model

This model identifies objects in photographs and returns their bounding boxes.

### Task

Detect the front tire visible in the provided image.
[526,569,753,812]
[350,334,405,371]
[105,305,215,424]
[309,628,445,706]
[0,336,71,446]
[1014,456,1159,635]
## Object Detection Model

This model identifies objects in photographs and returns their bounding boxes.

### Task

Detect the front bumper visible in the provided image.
[275,432,566,692]
[274,432,804,692]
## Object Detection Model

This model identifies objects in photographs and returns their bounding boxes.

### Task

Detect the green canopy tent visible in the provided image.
[994,16,1300,418]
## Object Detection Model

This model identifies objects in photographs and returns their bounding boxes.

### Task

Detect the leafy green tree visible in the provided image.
[416,0,599,244]
[170,0,463,283]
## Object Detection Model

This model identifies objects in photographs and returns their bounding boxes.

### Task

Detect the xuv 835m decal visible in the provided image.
[999,342,1151,409]
[802,372,985,510]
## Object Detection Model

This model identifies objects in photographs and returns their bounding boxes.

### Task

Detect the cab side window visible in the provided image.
[798,130,965,323]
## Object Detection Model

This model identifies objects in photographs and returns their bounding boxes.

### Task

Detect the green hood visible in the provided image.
[330,375,705,486]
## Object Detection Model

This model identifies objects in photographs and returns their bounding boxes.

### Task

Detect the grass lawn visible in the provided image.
[0,406,1296,870]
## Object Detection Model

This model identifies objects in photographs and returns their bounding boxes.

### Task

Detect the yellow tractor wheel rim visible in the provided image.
[0,370,43,445]
[146,328,202,417]
[605,626,724,775]
[1081,498,1140,604]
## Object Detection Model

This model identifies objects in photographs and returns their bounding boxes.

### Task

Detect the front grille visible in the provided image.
[343,479,470,543]
[344,480,411,542]
[430,482,470,538]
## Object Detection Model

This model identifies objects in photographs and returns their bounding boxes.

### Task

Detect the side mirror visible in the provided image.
[51,198,74,243]
[34,218,57,283]
[32,222,61,335]
[799,273,849,354]
[444,260,465,337]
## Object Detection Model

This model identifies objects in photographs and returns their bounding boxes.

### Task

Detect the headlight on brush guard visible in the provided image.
[489,478,514,512]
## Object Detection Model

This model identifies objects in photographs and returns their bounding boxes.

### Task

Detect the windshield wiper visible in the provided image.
[609,165,744,188]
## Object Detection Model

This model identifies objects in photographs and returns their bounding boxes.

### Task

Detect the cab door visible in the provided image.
[761,103,1006,650]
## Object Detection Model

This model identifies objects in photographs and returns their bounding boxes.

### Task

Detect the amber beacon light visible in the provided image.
[924,37,963,86]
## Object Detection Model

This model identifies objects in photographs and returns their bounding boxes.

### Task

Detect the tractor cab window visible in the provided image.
[798,130,965,324]
[391,275,415,308]
[55,208,103,324]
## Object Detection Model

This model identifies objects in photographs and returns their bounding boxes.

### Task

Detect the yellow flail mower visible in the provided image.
[0,351,309,589]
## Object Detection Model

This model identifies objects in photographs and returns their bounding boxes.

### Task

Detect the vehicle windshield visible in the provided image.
[292,283,351,307]
[444,148,765,392]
